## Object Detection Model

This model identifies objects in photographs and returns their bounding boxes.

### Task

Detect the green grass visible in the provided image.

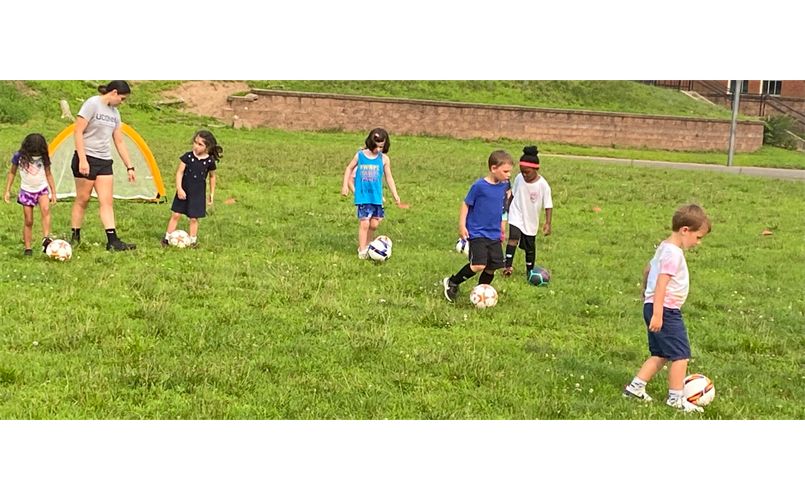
[1,117,803,419]
[3,81,800,169]
[248,80,742,120]
[531,143,805,169]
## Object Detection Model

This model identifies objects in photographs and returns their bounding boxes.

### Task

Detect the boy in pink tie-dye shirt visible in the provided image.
[623,205,712,412]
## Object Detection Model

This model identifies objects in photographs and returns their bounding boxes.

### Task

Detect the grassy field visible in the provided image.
[246,80,740,120]
[1,112,803,419]
[3,80,803,168]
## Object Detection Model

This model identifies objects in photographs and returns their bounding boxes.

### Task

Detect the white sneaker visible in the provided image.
[358,248,369,260]
[667,398,704,413]
[622,384,653,402]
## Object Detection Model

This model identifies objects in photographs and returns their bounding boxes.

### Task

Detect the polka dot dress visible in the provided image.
[170,151,217,218]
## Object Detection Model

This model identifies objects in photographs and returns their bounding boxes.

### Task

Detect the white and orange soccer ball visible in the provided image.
[683,373,715,407]
[470,284,498,309]
[46,239,72,261]
[168,230,192,248]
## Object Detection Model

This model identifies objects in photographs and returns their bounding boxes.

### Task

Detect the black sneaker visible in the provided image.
[107,239,137,251]
[42,237,53,253]
[160,237,169,248]
[442,277,458,303]
[23,249,33,257]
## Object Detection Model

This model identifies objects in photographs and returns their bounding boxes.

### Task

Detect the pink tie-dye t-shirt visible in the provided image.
[644,241,689,309]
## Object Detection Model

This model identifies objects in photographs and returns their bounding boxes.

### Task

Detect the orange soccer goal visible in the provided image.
[48,123,166,201]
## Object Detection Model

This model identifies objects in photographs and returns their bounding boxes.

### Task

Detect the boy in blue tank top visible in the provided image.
[442,150,513,302]
[341,128,403,259]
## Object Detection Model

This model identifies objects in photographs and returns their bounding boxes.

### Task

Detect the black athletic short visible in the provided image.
[468,237,505,270]
[72,151,114,180]
[509,224,536,253]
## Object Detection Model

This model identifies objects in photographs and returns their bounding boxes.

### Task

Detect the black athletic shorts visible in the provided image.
[72,151,114,180]
[508,224,536,253]
[468,237,505,270]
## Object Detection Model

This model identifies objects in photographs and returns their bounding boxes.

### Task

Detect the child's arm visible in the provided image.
[458,202,470,240]
[341,154,359,196]
[649,274,671,332]
[383,156,401,205]
[176,163,187,199]
[45,167,57,204]
[348,169,356,194]
[4,164,18,203]
[543,207,552,235]
[207,170,216,205]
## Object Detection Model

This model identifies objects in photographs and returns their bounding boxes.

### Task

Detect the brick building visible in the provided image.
[721,80,805,98]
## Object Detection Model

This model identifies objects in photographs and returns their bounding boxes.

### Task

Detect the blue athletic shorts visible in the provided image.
[357,204,385,220]
[643,302,691,361]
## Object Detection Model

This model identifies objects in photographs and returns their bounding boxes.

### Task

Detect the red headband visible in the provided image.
[519,161,539,168]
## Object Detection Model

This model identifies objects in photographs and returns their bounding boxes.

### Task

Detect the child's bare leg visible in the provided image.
[367,217,381,243]
[358,219,371,251]
[189,218,199,238]
[667,359,688,391]
[636,356,667,382]
[166,212,182,234]
[39,195,51,237]
[22,206,34,249]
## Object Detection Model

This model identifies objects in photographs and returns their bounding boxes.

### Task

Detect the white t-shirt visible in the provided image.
[17,155,48,192]
[77,95,121,160]
[507,174,553,236]
[644,241,689,309]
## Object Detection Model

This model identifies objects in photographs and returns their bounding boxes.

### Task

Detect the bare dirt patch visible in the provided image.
[12,81,38,96]
[162,81,250,120]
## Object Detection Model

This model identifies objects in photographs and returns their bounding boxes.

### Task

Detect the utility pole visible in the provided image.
[728,80,742,167]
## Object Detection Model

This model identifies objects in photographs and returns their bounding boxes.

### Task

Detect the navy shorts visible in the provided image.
[643,302,691,361]
[357,203,384,220]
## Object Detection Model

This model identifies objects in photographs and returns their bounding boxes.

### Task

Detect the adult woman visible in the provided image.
[70,80,136,251]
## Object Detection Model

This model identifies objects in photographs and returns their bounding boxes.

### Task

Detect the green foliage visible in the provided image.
[763,115,800,150]
[0,81,35,124]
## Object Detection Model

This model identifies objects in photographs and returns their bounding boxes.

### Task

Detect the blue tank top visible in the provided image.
[354,150,384,205]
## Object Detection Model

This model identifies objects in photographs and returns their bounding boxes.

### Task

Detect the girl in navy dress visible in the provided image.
[161,130,222,248]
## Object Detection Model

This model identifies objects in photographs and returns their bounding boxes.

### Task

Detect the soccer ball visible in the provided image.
[683,373,715,407]
[46,239,72,261]
[470,284,498,308]
[376,235,392,248]
[455,238,469,255]
[527,266,551,287]
[367,238,391,261]
[168,230,192,248]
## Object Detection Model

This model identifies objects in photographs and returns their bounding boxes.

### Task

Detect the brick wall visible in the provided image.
[228,90,765,152]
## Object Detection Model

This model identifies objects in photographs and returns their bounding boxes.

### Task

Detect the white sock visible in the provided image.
[630,377,647,390]
[190,236,197,243]
[165,232,171,239]
[667,389,683,401]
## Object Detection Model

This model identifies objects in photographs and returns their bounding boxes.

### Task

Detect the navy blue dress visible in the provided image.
[171,152,216,218]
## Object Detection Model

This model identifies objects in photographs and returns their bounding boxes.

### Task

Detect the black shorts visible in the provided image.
[72,151,113,180]
[508,224,536,253]
[468,237,505,270]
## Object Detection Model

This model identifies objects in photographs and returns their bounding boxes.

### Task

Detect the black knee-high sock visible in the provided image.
[505,244,517,268]
[450,264,477,286]
[479,270,495,285]
[71,228,81,242]
[105,228,119,243]
[525,250,535,274]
